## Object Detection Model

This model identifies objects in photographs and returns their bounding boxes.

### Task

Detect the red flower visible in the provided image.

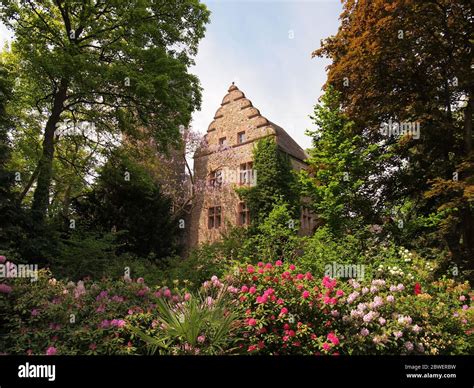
[327,332,340,346]
[248,318,257,326]
[414,283,422,295]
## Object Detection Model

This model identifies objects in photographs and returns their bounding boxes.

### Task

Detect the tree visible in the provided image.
[301,87,382,236]
[74,150,178,259]
[313,0,473,271]
[238,137,300,226]
[0,0,210,221]
[0,63,13,202]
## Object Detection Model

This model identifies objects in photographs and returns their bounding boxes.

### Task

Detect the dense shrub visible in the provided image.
[1,256,471,355]
[226,261,472,355]
[1,267,174,355]
[126,282,241,355]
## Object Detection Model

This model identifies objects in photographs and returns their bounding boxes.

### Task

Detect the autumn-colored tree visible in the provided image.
[314,0,473,273]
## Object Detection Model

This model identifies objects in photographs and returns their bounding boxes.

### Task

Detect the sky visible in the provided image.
[191,0,342,151]
[0,0,343,151]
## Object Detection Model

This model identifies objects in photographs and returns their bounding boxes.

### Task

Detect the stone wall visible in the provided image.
[188,83,314,248]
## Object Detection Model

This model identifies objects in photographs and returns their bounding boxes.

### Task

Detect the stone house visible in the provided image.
[188,83,314,248]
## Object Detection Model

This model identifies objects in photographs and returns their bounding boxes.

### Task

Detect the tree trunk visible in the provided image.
[31,80,68,221]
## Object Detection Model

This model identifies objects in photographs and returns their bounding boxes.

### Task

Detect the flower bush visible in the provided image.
[224,261,472,355]
[1,268,184,355]
[338,277,472,355]
[125,281,240,355]
[1,256,472,356]
[228,261,346,355]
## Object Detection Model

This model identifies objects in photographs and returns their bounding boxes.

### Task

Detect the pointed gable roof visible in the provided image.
[205,83,308,162]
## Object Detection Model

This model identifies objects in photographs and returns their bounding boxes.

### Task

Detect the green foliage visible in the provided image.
[244,201,302,262]
[238,137,300,225]
[0,0,210,219]
[299,226,365,277]
[301,87,381,236]
[74,151,178,259]
[127,286,240,355]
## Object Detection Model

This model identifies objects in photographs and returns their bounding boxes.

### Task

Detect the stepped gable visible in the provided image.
[206,82,307,162]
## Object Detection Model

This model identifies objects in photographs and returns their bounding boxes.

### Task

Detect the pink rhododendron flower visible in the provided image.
[247,265,255,274]
[265,263,272,269]
[360,328,369,336]
[327,332,339,346]
[256,295,268,304]
[137,288,148,297]
[163,288,171,298]
[248,318,257,326]
[264,288,275,295]
[137,277,145,284]
[0,255,6,264]
[322,276,337,289]
[257,262,264,268]
[197,335,206,343]
[46,346,57,355]
[336,289,344,297]
[277,298,284,305]
[459,295,466,301]
[184,293,191,301]
[302,290,310,299]
[249,286,257,294]
[322,343,331,351]
[241,285,249,293]
[280,307,288,315]
[289,264,296,271]
[0,284,12,294]
[275,260,283,266]
[31,309,40,317]
[296,273,304,280]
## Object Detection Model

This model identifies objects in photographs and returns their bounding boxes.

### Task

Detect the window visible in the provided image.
[209,169,223,188]
[237,131,246,144]
[238,202,250,226]
[239,162,254,185]
[208,206,222,229]
[218,137,227,146]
